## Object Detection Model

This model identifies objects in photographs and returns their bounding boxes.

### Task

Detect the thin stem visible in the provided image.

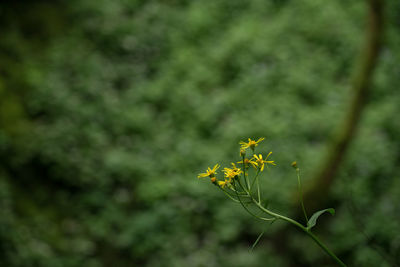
[233,183,274,221]
[306,231,347,267]
[228,173,345,266]
[256,173,261,203]
[229,185,249,195]
[250,169,261,189]
[237,174,249,194]
[296,168,308,222]
[242,155,250,190]
[252,198,346,266]
[218,187,240,203]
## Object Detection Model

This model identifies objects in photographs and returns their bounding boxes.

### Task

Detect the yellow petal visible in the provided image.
[256,137,265,143]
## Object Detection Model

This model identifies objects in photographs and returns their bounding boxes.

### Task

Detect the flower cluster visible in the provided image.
[197,138,275,188]
[196,138,345,266]
[219,163,242,188]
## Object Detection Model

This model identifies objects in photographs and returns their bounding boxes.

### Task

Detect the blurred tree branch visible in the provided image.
[302,0,384,213]
[271,1,385,265]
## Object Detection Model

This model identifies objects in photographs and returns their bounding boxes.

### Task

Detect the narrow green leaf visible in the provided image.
[307,208,335,230]
[250,219,276,251]
[250,229,265,251]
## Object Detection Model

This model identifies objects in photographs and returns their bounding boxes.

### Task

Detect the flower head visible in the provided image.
[239,137,265,151]
[237,158,257,169]
[223,163,243,181]
[253,152,276,171]
[218,179,231,188]
[198,164,220,179]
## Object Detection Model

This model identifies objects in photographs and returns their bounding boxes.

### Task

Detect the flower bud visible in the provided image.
[291,161,298,169]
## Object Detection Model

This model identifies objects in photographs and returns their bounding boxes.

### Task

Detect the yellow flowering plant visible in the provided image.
[197,138,346,266]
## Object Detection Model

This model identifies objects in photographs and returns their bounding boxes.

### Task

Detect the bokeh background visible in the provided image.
[1,0,399,266]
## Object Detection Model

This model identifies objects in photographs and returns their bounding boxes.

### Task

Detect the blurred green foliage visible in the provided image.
[0,0,399,266]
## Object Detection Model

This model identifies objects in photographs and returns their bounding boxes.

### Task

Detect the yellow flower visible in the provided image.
[239,137,265,151]
[253,152,276,171]
[198,164,220,178]
[218,179,230,188]
[230,162,241,172]
[237,158,257,169]
[223,163,243,180]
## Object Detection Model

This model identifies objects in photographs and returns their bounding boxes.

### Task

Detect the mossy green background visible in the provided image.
[0,0,399,266]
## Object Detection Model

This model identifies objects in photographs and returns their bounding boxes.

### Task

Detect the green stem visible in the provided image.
[237,174,249,194]
[242,156,250,190]
[250,169,261,190]
[306,231,347,267]
[256,173,261,203]
[296,168,308,222]
[218,187,240,203]
[229,185,249,195]
[233,183,274,222]
[253,200,346,266]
